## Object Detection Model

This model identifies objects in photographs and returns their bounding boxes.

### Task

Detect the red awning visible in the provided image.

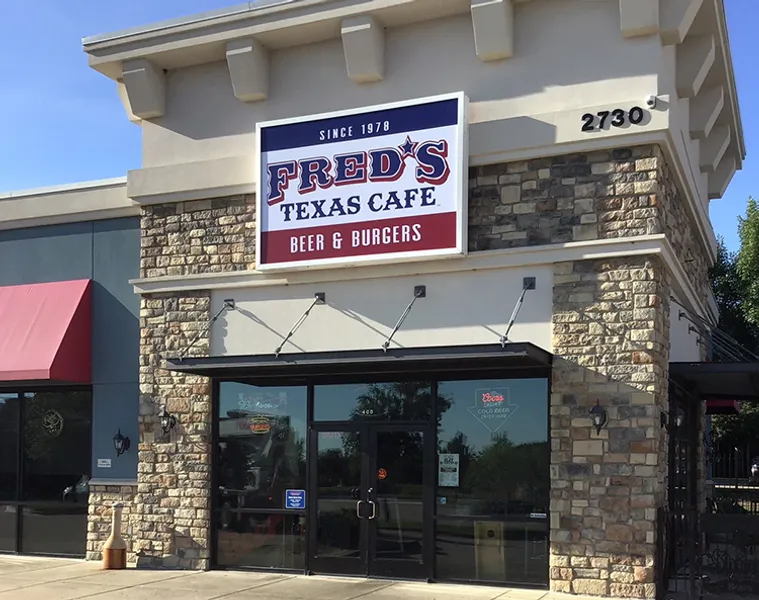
[707,399,742,415]
[0,279,92,383]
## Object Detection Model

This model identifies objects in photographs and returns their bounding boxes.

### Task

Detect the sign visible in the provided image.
[468,388,519,434]
[438,453,459,487]
[377,468,388,480]
[285,489,306,510]
[248,416,271,435]
[256,92,468,270]
[97,458,112,468]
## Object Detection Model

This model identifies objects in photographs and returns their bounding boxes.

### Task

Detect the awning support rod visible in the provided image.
[672,296,759,361]
[274,293,326,358]
[500,277,536,348]
[382,286,426,353]
[176,299,235,361]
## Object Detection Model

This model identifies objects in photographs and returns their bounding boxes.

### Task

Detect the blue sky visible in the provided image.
[0,0,755,250]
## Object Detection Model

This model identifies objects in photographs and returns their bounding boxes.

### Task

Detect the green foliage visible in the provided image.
[710,197,759,445]
[737,198,759,326]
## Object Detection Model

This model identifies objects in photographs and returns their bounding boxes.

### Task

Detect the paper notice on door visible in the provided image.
[438,453,460,487]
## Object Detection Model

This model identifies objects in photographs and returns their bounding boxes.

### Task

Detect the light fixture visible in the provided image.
[661,408,685,433]
[113,430,130,457]
[158,405,177,435]
[589,400,608,435]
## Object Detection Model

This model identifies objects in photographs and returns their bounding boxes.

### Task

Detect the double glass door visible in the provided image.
[311,423,432,579]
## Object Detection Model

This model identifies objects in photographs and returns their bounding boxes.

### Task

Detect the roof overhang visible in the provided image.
[164,342,552,381]
[670,361,759,403]
[82,0,474,80]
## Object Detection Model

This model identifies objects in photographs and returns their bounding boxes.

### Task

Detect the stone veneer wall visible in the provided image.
[550,256,671,599]
[122,144,712,591]
[141,196,256,278]
[131,197,255,568]
[86,484,138,562]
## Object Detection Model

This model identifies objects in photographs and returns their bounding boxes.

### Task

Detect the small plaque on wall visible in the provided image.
[97,459,112,468]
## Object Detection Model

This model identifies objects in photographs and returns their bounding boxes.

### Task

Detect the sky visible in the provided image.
[0,0,755,251]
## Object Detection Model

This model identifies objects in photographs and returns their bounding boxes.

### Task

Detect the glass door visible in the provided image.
[310,425,368,575]
[368,425,431,579]
[309,423,431,579]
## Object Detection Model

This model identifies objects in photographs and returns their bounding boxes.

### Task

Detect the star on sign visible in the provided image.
[398,136,418,158]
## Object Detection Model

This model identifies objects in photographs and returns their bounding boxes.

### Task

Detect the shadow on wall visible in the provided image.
[153,2,654,142]
[210,267,555,355]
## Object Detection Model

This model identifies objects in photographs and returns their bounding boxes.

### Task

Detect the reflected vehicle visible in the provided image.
[62,476,89,503]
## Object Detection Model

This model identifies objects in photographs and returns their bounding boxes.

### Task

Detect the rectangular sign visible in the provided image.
[256,92,468,270]
[438,453,460,487]
[97,458,112,468]
[285,489,306,510]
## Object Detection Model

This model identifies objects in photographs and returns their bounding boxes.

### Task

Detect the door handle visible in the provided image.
[367,500,377,520]
[356,500,363,518]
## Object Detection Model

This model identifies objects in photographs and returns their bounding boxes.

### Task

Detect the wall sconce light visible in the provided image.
[158,405,177,435]
[589,400,608,435]
[661,408,685,433]
[113,429,130,457]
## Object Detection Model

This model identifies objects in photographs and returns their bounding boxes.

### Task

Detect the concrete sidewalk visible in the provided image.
[0,555,595,600]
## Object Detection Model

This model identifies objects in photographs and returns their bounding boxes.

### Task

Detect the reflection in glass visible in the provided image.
[217,383,307,511]
[375,431,424,563]
[20,504,88,556]
[215,512,306,569]
[0,504,15,552]
[314,382,433,421]
[315,431,362,559]
[22,391,92,505]
[0,394,18,503]
[435,517,548,584]
[435,379,548,584]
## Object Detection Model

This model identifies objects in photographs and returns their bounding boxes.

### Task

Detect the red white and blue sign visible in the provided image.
[255,92,468,270]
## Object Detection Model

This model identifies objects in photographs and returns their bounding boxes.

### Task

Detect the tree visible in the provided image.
[737,198,759,326]
[710,198,759,448]
[711,238,759,353]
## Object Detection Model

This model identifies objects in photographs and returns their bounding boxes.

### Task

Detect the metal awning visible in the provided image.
[670,362,759,405]
[164,342,552,382]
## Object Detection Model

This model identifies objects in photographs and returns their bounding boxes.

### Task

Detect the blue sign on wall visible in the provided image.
[285,489,306,510]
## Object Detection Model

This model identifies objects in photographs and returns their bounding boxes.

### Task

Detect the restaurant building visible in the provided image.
[0,0,746,597]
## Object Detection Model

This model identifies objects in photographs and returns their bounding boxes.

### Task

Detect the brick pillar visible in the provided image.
[550,256,671,599]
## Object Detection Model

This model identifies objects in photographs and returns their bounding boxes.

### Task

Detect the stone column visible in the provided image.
[550,256,671,599]
[133,292,213,569]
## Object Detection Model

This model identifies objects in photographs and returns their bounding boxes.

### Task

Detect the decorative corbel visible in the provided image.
[120,59,166,120]
[226,38,269,102]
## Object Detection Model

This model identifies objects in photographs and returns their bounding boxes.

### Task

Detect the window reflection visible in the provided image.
[0,394,18,503]
[23,391,91,505]
[435,378,548,585]
[217,383,307,508]
[215,512,306,570]
[314,381,432,421]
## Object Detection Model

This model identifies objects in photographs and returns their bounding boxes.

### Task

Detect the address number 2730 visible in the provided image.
[581,107,646,132]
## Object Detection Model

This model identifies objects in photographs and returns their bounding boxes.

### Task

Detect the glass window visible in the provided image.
[21,390,92,556]
[0,394,18,502]
[435,378,549,584]
[0,393,18,552]
[313,382,432,421]
[215,512,306,570]
[217,383,307,510]
[22,391,92,504]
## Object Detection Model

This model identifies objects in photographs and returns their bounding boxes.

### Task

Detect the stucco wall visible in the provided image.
[141,3,661,168]
[0,218,140,480]
[211,266,554,356]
